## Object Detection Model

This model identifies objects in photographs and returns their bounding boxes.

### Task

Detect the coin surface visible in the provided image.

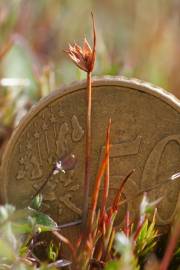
[0,77,180,227]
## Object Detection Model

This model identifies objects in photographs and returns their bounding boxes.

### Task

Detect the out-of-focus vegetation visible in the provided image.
[0,191,179,269]
[0,0,180,95]
[0,0,180,150]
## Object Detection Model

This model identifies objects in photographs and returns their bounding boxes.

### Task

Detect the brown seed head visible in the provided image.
[65,13,96,73]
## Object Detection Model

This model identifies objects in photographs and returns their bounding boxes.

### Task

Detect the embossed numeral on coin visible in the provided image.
[142,134,180,224]
[99,134,180,225]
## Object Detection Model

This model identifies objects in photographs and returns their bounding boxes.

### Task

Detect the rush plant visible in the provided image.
[65,12,96,231]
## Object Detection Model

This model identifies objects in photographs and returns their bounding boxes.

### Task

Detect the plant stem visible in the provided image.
[160,221,180,270]
[53,231,76,258]
[29,168,54,204]
[100,140,110,219]
[89,120,111,230]
[82,71,92,231]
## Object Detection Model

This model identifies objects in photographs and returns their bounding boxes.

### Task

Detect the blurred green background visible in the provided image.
[0,0,180,151]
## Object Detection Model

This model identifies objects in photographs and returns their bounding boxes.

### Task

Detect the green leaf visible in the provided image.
[105,260,119,270]
[19,245,29,257]
[27,208,57,231]
[30,194,43,210]
[174,244,180,256]
[11,222,33,234]
[47,241,59,262]
[135,218,158,259]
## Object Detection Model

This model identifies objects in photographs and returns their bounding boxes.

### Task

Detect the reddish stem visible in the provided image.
[100,119,111,219]
[160,222,180,270]
[82,71,92,231]
[133,218,146,241]
[112,169,134,213]
[53,231,76,258]
[89,120,111,229]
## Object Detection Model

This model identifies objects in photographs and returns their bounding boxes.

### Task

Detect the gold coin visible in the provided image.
[0,77,180,227]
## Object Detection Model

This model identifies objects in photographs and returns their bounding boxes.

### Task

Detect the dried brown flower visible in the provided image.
[65,13,96,73]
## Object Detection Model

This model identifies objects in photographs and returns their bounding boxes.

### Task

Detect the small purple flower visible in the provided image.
[53,154,77,175]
